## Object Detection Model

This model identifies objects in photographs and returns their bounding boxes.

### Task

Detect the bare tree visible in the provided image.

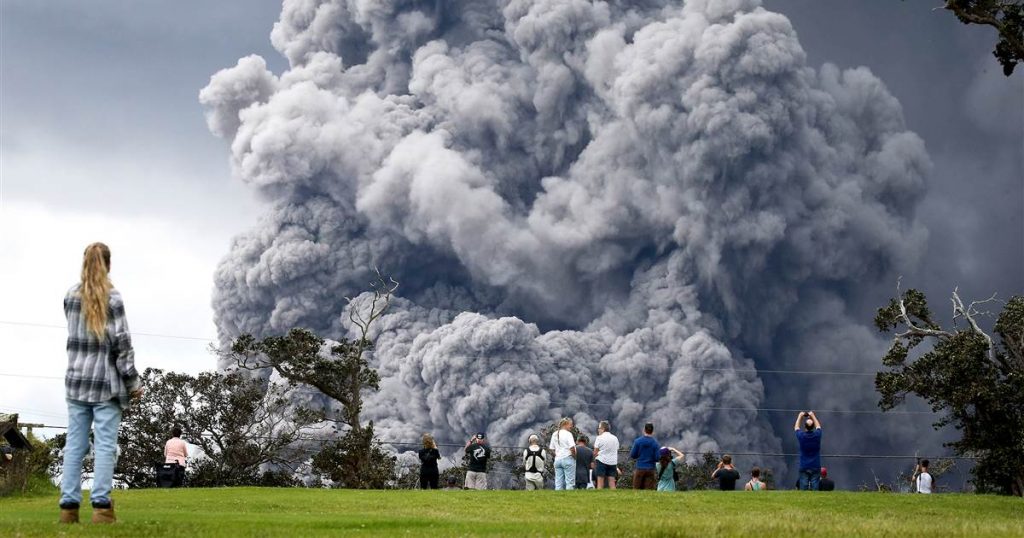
[225,269,400,488]
[875,285,1024,495]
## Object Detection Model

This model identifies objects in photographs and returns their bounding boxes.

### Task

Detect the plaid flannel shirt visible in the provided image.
[64,284,140,406]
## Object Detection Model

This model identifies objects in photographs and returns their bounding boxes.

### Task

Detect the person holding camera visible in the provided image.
[712,454,740,490]
[656,447,685,491]
[794,411,823,490]
[464,432,491,490]
[911,459,933,494]
[419,433,442,489]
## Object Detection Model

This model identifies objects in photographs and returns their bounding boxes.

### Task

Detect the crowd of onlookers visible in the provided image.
[417,411,936,493]
[153,409,937,494]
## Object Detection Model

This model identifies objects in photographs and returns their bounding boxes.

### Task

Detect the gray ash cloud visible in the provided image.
[201,0,930,472]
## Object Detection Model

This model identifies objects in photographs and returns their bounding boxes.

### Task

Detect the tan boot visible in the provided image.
[59,508,79,524]
[91,501,116,524]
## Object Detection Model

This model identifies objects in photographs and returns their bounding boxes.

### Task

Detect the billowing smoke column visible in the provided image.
[201,0,929,468]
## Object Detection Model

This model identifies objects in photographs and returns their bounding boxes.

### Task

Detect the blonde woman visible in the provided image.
[548,417,576,490]
[59,243,141,524]
[419,433,441,489]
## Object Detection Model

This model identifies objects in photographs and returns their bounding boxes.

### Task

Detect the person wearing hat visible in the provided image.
[655,447,685,491]
[819,467,835,491]
[464,432,491,490]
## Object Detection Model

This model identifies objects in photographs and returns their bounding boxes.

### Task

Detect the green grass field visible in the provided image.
[1,488,1021,537]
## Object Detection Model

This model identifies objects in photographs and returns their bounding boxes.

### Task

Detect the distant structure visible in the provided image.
[1,413,35,493]
[0,413,32,452]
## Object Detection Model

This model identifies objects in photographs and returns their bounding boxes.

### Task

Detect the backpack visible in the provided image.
[525,446,545,473]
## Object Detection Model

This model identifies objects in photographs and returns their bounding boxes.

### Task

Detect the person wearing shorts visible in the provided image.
[592,420,620,489]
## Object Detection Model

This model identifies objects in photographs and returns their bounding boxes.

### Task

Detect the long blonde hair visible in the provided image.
[422,433,436,449]
[80,242,112,338]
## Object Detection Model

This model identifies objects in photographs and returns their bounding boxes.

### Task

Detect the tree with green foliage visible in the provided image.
[227,271,400,488]
[116,368,320,488]
[675,451,720,491]
[874,287,1023,495]
[938,0,1024,75]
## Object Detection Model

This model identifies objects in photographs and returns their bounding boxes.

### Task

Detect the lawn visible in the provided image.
[1,488,1021,537]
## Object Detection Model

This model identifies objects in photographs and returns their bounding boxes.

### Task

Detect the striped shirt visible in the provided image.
[64,284,140,406]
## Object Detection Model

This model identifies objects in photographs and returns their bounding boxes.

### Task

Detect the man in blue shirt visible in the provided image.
[794,411,822,490]
[629,422,660,490]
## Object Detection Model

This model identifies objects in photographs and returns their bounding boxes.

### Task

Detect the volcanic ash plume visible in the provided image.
[201,0,929,459]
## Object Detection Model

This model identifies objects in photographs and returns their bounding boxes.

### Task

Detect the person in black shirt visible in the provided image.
[464,432,491,490]
[711,454,740,490]
[818,467,835,491]
[574,435,594,489]
[419,433,441,489]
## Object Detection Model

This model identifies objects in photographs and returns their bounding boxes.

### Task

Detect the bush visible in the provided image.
[0,434,57,497]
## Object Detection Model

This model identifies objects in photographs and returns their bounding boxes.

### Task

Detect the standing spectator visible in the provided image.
[464,433,491,490]
[818,467,835,491]
[912,459,933,494]
[419,433,441,489]
[629,422,659,490]
[574,435,594,489]
[523,434,546,490]
[712,454,741,491]
[794,411,822,491]
[164,426,188,487]
[59,243,142,525]
[744,467,767,491]
[592,420,620,489]
[655,447,685,491]
[548,418,577,490]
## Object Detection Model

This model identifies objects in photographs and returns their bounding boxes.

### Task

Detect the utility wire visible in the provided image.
[0,320,884,377]
[0,386,930,417]
[175,432,975,460]
[0,373,64,380]
[0,320,215,342]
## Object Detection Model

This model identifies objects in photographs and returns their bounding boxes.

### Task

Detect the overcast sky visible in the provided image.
[1,1,1020,432]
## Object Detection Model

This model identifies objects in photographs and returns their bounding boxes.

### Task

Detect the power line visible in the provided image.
[0,320,885,377]
[0,320,215,342]
[181,433,975,460]
[0,381,927,416]
[0,405,67,420]
[448,355,878,377]
[0,373,64,380]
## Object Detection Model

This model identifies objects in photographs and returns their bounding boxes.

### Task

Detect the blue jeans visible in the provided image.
[554,457,576,490]
[798,468,820,491]
[60,399,122,507]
